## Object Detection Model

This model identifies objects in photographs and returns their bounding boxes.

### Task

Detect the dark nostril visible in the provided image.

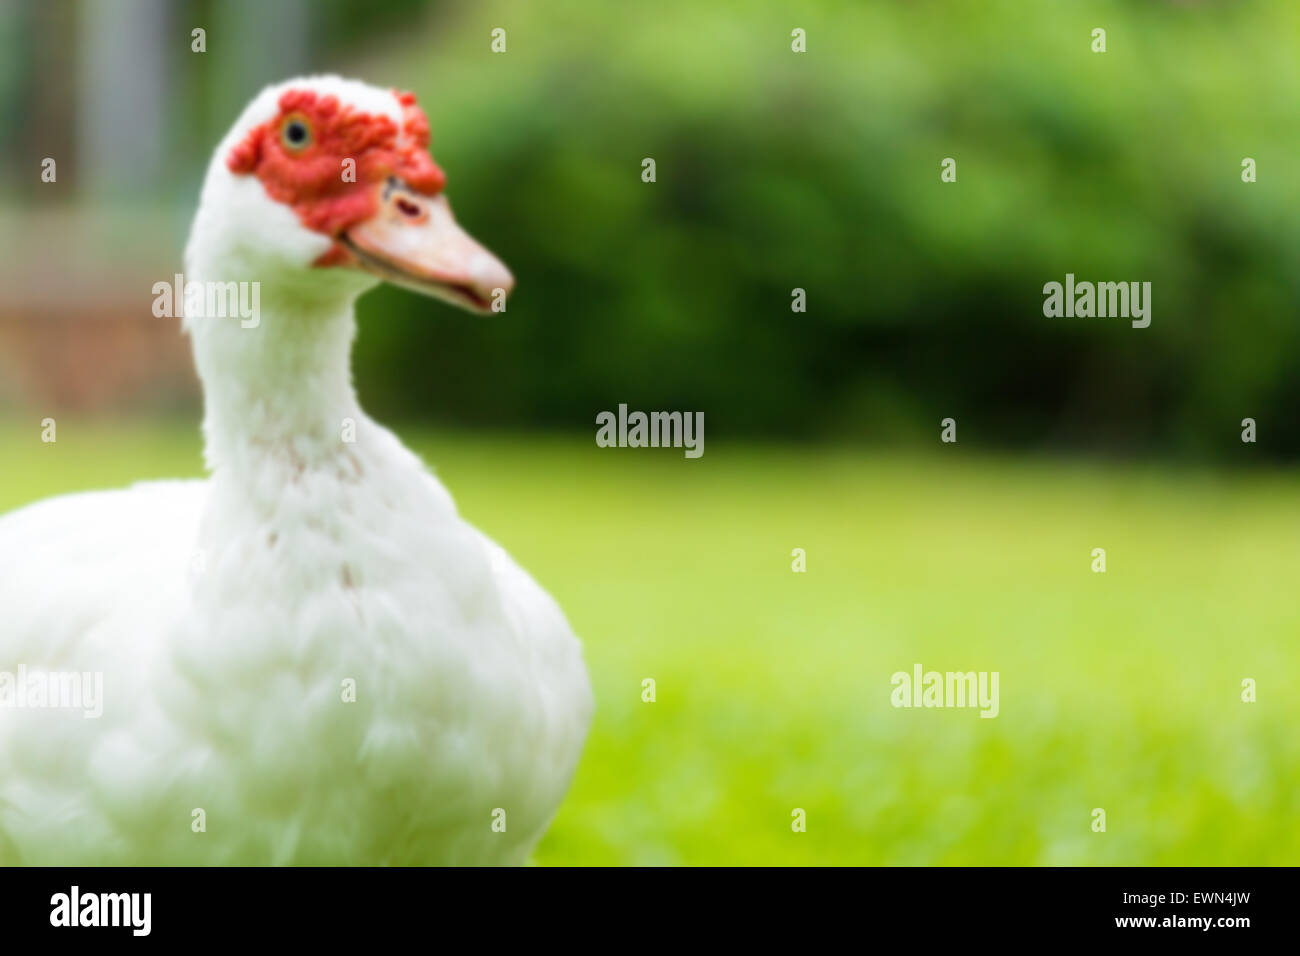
[395,197,422,219]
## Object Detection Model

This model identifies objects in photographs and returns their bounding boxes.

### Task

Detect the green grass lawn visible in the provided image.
[3,421,1298,864]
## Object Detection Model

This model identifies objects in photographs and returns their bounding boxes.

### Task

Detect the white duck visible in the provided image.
[0,76,592,865]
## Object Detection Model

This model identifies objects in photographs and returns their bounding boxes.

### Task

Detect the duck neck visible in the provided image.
[187,279,367,479]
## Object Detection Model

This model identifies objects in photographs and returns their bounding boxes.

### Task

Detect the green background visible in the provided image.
[1,1,1297,864]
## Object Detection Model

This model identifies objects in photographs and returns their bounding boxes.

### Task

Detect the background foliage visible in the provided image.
[0,1,1297,866]
[362,0,1300,458]
[3,0,1298,458]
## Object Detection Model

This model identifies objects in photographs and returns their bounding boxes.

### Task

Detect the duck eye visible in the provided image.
[281,119,311,150]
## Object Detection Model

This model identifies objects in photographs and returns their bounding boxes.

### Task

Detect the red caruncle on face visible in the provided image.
[226,88,447,264]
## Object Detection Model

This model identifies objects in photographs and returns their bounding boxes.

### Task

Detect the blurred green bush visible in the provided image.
[349,0,1300,460]
[6,0,1298,459]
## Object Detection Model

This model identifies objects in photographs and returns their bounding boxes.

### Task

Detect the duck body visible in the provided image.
[0,76,592,864]
[0,380,592,867]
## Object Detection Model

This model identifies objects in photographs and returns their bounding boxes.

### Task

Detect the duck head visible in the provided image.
[183,76,515,472]
[186,75,513,315]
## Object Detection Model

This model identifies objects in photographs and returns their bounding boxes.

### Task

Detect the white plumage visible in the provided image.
[0,76,592,865]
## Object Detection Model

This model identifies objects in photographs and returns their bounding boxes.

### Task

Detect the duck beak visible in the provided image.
[340,184,514,314]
